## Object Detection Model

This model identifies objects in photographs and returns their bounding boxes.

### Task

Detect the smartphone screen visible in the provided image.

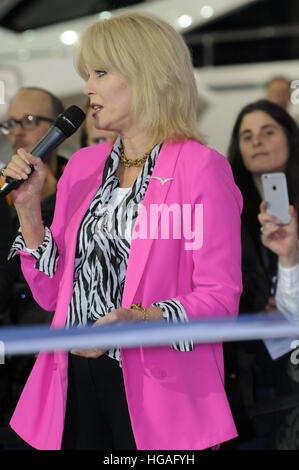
[261,172,291,224]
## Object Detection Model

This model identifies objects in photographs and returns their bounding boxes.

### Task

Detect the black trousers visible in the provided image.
[61,353,137,450]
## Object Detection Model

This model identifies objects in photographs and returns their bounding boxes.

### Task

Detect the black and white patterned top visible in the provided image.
[10,136,194,360]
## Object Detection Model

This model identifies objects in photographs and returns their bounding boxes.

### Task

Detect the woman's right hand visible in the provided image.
[1,148,47,207]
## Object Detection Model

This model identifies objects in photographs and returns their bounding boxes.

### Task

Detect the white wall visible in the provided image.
[195,60,299,156]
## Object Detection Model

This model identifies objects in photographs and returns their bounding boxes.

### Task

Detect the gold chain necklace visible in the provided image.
[119,145,150,167]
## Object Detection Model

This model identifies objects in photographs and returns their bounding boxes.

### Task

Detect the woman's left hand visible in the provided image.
[70,307,146,359]
[258,201,299,266]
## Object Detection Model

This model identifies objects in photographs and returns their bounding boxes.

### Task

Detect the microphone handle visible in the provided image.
[26,127,65,160]
[0,127,65,198]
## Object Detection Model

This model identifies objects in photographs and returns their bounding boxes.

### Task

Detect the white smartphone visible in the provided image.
[261,172,291,225]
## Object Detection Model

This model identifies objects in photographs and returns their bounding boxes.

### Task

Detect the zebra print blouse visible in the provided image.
[10,136,193,360]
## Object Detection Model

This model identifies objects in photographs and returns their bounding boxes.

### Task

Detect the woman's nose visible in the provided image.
[83,78,95,97]
[252,134,262,146]
[83,84,93,97]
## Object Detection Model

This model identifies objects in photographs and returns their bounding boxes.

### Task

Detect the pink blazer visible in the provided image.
[10,139,243,450]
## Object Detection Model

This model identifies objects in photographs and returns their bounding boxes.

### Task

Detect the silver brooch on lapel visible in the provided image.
[151,176,174,185]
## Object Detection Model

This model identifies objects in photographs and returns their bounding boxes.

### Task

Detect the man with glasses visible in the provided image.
[0,86,67,317]
[1,87,66,201]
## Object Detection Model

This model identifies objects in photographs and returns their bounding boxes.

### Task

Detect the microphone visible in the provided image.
[0,105,85,198]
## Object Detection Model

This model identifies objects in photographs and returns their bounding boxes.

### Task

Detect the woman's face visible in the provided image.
[84,64,133,134]
[239,110,289,175]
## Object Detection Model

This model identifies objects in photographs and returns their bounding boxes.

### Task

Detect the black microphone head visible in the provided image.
[54,105,85,137]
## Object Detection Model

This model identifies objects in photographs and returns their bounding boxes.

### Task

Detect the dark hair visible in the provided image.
[19,86,64,118]
[228,99,299,217]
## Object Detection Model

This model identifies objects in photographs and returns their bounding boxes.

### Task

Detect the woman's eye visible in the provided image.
[95,70,107,77]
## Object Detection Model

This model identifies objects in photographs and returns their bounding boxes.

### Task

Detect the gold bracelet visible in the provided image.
[131,302,148,321]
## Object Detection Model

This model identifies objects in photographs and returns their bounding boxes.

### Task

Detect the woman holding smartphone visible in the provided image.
[224,99,299,450]
[258,201,299,321]
[228,99,299,313]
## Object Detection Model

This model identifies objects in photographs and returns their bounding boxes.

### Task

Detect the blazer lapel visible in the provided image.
[52,148,111,329]
[63,153,109,247]
[122,139,185,307]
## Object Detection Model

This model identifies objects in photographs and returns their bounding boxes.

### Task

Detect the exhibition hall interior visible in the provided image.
[0,0,299,453]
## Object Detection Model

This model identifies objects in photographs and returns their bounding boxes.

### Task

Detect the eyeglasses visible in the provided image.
[0,114,55,135]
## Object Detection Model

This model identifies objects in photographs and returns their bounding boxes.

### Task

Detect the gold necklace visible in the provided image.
[119,145,150,167]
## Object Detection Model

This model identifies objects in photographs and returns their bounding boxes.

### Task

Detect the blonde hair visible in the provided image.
[76,12,205,147]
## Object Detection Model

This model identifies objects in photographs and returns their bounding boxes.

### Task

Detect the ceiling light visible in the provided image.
[23,29,36,41]
[60,30,78,46]
[98,11,112,21]
[200,6,214,19]
[177,15,193,29]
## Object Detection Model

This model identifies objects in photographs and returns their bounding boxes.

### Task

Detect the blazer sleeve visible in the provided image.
[176,148,243,319]
[17,156,75,312]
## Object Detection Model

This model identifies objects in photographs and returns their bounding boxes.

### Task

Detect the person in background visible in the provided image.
[0,195,14,318]
[228,99,299,314]
[224,99,299,450]
[0,88,66,449]
[0,197,13,266]
[3,12,242,450]
[0,87,67,323]
[2,87,66,202]
[265,76,291,111]
[258,201,299,320]
[80,99,116,147]
[0,191,14,442]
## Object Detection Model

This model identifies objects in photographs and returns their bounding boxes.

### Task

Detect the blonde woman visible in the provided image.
[3,12,242,450]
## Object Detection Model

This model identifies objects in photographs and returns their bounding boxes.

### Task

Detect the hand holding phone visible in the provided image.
[261,172,291,225]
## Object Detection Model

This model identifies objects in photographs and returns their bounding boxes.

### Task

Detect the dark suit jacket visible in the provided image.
[0,156,67,320]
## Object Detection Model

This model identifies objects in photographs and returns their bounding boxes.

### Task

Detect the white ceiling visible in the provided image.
[0,0,259,55]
